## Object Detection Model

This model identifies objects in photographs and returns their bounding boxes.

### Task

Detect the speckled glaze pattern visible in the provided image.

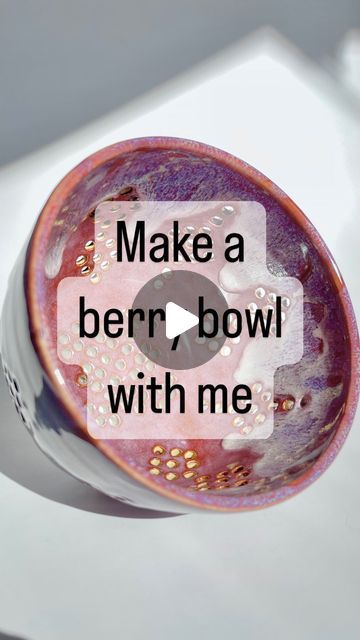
[1,137,358,513]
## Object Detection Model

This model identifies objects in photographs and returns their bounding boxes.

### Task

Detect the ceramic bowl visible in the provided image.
[1,137,358,513]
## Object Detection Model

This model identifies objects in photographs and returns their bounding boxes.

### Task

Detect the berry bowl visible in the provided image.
[1,137,358,513]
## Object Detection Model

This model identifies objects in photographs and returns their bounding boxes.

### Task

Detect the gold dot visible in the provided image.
[216,470,230,478]
[81,265,91,275]
[227,462,242,470]
[166,460,178,469]
[149,467,160,476]
[183,470,196,479]
[165,472,178,481]
[186,460,199,470]
[197,486,208,492]
[76,373,87,387]
[149,458,161,467]
[230,465,245,474]
[195,475,210,483]
[85,240,95,251]
[152,445,165,455]
[76,255,87,267]
[215,477,229,484]
[196,482,208,489]
[170,448,182,457]
[215,484,227,490]
[234,479,248,487]
[282,399,295,411]
[184,450,197,460]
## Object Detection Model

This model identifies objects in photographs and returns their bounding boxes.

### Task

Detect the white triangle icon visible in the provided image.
[165,302,199,340]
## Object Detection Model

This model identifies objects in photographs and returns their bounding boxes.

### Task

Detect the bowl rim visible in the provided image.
[25,135,359,512]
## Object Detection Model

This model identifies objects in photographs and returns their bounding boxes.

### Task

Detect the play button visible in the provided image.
[165,302,199,340]
[132,270,228,370]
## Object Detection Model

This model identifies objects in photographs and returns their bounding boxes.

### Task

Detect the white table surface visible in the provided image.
[0,30,359,640]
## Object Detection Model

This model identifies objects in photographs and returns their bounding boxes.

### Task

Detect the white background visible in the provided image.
[0,31,359,640]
